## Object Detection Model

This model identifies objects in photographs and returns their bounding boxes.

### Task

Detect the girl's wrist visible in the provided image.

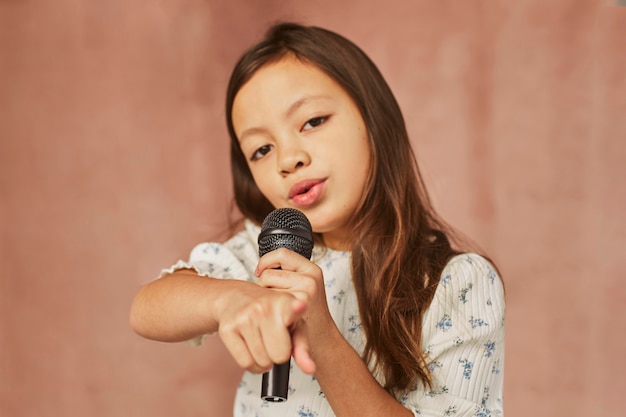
[309,318,344,364]
[211,279,247,324]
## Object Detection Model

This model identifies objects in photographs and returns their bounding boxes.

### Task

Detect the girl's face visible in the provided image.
[232,56,371,250]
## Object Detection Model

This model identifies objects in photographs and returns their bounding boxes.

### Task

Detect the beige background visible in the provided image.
[1,1,625,416]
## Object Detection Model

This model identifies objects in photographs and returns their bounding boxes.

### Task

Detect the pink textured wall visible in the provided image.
[1,1,624,416]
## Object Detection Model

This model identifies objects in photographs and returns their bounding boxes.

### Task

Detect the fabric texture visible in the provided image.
[162,220,505,417]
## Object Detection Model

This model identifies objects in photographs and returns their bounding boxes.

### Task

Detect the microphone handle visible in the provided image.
[260,263,292,402]
[261,360,290,402]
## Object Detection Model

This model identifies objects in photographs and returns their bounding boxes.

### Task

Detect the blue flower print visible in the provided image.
[474,406,492,417]
[202,244,222,256]
[348,315,362,333]
[428,360,443,372]
[459,283,473,304]
[437,314,453,332]
[444,405,458,416]
[492,360,502,375]
[205,262,232,277]
[459,358,473,379]
[469,316,488,328]
[297,406,318,417]
[332,289,345,304]
[441,274,452,287]
[426,385,449,397]
[484,341,496,358]
[481,387,490,407]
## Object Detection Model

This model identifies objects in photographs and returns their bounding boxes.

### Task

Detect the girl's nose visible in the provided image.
[277,146,311,175]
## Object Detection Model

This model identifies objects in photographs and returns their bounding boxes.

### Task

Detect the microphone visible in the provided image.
[258,207,314,402]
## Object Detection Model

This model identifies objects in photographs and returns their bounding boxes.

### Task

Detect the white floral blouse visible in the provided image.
[163,221,505,417]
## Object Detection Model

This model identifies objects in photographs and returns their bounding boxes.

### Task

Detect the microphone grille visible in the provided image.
[259,208,313,259]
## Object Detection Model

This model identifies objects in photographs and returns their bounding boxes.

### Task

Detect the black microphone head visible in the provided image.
[258,208,313,259]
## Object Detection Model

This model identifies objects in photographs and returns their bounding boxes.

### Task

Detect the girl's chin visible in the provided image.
[315,227,352,251]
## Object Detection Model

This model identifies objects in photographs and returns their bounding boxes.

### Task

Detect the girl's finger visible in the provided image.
[258,299,301,365]
[238,321,273,371]
[257,268,304,289]
[255,248,315,276]
[218,328,267,373]
[291,323,316,375]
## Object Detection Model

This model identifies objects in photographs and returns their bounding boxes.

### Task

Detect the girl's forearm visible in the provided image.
[129,270,246,343]
[313,328,413,417]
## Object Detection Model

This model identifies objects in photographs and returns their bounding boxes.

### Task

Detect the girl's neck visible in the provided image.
[321,232,352,252]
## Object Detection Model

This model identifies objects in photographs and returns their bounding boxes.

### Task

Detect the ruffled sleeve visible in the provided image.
[400,253,505,417]
[159,221,261,282]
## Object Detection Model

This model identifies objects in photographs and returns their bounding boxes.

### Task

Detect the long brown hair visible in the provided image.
[226,22,464,395]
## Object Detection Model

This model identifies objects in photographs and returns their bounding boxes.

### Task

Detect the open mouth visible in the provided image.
[289,179,324,199]
[289,179,326,207]
[297,186,312,195]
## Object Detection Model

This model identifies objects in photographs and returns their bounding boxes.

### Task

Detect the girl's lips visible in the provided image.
[289,179,326,207]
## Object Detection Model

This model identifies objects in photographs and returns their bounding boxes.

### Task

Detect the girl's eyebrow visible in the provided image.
[239,95,331,143]
[238,126,267,144]
[284,95,331,118]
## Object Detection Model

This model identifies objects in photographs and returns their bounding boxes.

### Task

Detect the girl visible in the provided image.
[130,22,505,417]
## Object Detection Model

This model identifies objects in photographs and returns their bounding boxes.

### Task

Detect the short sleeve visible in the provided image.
[400,253,505,417]
[159,222,260,283]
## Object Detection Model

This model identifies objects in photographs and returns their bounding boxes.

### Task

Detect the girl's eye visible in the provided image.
[251,145,272,161]
[302,116,328,131]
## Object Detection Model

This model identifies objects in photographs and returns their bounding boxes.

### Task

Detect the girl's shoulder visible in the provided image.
[440,253,501,285]
[426,252,505,339]
[436,253,504,304]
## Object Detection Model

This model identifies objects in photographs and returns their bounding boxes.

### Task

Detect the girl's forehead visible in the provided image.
[252,56,326,83]
[235,58,347,109]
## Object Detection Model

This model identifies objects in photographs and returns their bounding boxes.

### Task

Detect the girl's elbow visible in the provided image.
[129,291,152,337]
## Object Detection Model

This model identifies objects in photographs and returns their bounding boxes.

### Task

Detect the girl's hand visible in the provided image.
[255,248,338,373]
[215,279,310,375]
